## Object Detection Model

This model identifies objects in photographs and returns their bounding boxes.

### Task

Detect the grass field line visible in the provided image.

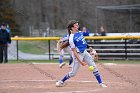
[0,80,122,93]
[0,79,123,84]
[0,80,104,93]
[36,89,102,93]
[32,62,59,64]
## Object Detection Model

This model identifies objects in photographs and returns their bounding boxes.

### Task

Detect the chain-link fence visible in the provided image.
[8,40,59,61]
[8,36,140,61]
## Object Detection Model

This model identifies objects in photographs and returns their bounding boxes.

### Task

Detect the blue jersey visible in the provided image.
[69,31,87,53]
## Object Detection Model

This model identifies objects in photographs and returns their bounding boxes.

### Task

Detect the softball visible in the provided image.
[89,66,94,71]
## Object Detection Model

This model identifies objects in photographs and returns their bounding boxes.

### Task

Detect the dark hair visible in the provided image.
[67,28,71,36]
[67,20,78,29]
[67,20,78,35]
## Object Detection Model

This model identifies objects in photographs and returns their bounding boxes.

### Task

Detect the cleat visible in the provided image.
[56,81,65,87]
[99,83,107,88]
[59,63,66,68]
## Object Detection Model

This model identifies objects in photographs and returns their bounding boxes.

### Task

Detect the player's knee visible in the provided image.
[93,66,98,71]
[69,72,76,77]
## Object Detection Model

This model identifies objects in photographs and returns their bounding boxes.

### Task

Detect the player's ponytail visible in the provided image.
[67,28,71,36]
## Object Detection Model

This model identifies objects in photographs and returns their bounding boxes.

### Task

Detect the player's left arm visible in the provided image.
[72,48,86,66]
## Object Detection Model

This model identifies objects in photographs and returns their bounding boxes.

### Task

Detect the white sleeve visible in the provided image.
[69,34,75,49]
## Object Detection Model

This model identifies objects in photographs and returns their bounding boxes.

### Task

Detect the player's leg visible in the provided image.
[56,53,82,87]
[59,50,64,64]
[56,61,80,87]
[3,45,8,63]
[59,49,65,68]
[63,61,80,81]
[68,55,73,67]
[64,47,73,67]
[83,51,107,87]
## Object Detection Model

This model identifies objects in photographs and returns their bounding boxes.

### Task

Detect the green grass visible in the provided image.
[19,41,48,54]
[8,59,140,64]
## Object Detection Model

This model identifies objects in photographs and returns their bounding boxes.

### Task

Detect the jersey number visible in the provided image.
[82,38,86,44]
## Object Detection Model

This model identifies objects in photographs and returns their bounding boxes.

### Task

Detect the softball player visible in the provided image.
[56,20,107,87]
[57,34,73,68]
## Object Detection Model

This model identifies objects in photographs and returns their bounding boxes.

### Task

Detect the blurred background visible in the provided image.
[0,0,140,61]
[0,0,140,37]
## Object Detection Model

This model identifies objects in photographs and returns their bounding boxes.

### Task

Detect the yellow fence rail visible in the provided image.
[11,36,140,41]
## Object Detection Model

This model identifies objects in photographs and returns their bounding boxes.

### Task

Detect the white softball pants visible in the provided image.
[68,50,98,77]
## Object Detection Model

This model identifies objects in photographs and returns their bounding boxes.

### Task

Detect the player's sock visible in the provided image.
[59,55,63,64]
[69,56,73,65]
[61,74,70,82]
[93,71,102,84]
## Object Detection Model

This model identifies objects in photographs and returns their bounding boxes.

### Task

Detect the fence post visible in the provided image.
[48,40,51,60]
[16,40,19,61]
[124,39,127,60]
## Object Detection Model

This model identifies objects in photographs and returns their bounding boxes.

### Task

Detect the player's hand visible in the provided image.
[80,61,87,66]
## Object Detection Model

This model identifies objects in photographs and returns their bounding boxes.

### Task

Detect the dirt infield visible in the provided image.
[0,63,140,93]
